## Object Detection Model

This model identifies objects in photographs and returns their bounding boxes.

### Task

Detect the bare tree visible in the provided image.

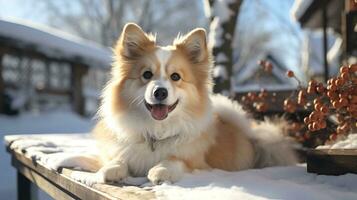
[37,0,205,46]
[38,0,134,46]
[206,0,244,94]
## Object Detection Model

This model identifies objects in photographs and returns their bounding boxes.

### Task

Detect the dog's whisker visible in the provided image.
[128,96,144,107]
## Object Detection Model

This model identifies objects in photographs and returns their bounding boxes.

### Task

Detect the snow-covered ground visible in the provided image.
[153,166,357,200]
[5,127,357,200]
[0,109,94,199]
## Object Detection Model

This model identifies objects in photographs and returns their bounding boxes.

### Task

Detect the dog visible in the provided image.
[69,23,297,185]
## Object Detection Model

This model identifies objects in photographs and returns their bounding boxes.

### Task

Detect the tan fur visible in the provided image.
[205,116,254,171]
[88,23,297,185]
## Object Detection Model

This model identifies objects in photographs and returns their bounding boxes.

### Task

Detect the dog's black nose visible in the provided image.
[154,88,168,101]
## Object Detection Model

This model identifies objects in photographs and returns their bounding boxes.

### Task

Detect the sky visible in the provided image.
[0,0,48,23]
[0,0,304,79]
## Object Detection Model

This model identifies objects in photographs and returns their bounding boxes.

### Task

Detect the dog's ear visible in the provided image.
[175,28,208,63]
[116,23,155,59]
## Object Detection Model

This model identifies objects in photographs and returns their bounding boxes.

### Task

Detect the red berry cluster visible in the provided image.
[241,89,269,112]
[239,61,357,146]
[287,64,357,144]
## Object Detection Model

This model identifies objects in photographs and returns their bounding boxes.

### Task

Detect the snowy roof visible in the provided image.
[0,18,112,68]
[290,0,344,32]
[290,0,313,22]
[232,53,296,92]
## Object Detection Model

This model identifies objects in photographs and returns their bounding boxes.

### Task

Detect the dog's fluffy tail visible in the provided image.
[211,94,297,168]
[251,118,298,168]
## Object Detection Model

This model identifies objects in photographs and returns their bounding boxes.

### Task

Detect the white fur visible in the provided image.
[143,48,177,105]
[76,26,297,185]
[89,93,296,185]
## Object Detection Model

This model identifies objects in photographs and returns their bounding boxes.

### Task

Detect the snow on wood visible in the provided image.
[6,134,357,200]
[4,132,357,200]
[153,165,357,200]
[6,134,98,171]
[317,134,357,149]
[4,112,357,200]
[0,110,94,199]
[0,18,112,68]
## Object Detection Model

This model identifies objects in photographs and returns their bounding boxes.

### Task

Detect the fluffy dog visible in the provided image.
[73,23,297,185]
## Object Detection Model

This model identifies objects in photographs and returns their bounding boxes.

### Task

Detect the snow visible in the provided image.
[216,53,229,63]
[233,53,296,91]
[317,134,357,149]
[0,18,112,68]
[208,0,234,48]
[0,110,94,199]
[153,166,357,200]
[208,17,224,48]
[5,129,357,200]
[213,65,228,80]
[202,0,212,18]
[232,84,297,93]
[290,0,313,22]
[6,134,98,171]
[212,0,234,23]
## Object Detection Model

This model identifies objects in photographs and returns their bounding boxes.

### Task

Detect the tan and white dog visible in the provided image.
[71,23,297,185]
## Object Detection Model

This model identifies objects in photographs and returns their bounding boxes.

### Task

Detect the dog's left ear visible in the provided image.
[116,23,156,59]
[175,28,208,63]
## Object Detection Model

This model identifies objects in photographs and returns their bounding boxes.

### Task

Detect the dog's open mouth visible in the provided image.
[145,100,179,120]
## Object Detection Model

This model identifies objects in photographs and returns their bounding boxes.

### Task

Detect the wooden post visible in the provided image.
[17,172,31,200]
[71,63,88,116]
[322,3,329,83]
[207,0,244,94]
[0,53,4,113]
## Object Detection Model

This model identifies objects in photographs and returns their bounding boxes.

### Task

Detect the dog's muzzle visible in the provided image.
[145,100,179,120]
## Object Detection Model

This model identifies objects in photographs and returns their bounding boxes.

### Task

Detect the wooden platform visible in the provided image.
[307,149,357,175]
[5,135,155,200]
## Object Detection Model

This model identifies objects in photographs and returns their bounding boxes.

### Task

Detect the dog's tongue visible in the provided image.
[151,105,169,120]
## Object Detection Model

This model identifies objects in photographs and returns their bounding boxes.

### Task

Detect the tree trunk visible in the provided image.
[0,53,3,113]
[207,0,243,94]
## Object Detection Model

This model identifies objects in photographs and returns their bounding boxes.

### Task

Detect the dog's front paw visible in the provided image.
[71,171,105,186]
[99,163,128,183]
[148,166,176,185]
[148,166,170,185]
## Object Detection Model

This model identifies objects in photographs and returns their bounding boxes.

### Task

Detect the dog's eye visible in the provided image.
[171,73,181,81]
[142,71,153,80]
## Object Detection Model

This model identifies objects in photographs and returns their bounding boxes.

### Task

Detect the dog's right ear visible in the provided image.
[115,23,156,59]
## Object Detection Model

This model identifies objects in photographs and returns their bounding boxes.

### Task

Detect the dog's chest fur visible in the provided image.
[124,138,177,176]
[115,129,213,177]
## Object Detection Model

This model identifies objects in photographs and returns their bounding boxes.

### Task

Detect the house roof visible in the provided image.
[290,0,344,33]
[0,18,112,68]
[233,53,296,92]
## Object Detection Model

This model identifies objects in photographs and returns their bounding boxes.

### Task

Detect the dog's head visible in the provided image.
[102,23,212,132]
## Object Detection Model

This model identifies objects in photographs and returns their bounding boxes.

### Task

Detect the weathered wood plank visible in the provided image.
[10,149,117,200]
[307,149,357,175]
[8,146,155,200]
[61,169,155,200]
[14,160,76,200]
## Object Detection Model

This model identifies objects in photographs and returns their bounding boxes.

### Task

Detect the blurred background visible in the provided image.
[0,0,356,199]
